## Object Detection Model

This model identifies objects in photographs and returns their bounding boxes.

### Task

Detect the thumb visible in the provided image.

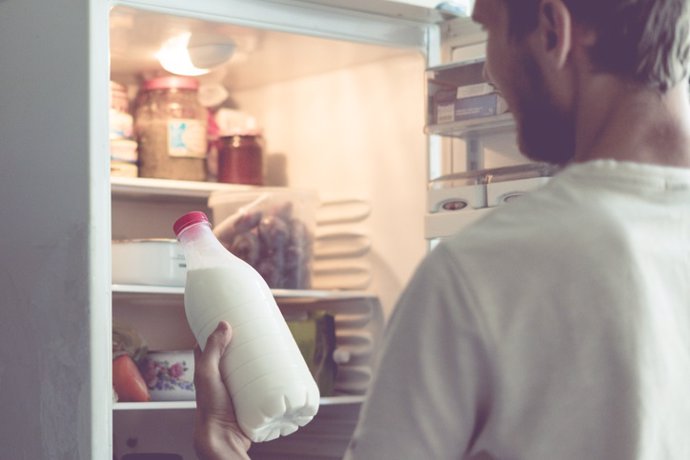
[195,321,233,370]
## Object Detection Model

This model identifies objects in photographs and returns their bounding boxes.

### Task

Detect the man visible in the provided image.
[194,0,690,458]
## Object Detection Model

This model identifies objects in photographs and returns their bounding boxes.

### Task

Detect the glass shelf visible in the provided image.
[112,284,377,304]
[113,395,364,411]
[425,112,515,138]
[111,176,254,200]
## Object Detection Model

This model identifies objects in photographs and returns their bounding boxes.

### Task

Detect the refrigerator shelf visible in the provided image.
[112,284,376,301]
[113,396,364,411]
[111,176,254,200]
[425,112,515,138]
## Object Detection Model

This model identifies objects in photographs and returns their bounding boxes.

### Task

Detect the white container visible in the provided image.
[173,211,320,442]
[140,350,195,401]
[428,170,487,211]
[486,176,551,207]
[111,239,186,286]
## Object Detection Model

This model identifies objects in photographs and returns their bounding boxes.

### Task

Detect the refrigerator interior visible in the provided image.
[109,4,431,319]
[109,3,433,459]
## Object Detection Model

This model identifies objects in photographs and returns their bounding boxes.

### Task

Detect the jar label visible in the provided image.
[167,119,207,158]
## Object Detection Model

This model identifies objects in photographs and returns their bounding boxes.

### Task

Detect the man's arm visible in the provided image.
[345,245,492,459]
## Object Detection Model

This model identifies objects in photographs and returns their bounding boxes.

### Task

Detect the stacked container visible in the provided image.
[109,81,138,177]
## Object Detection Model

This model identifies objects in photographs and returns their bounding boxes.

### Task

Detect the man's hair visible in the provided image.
[502,0,690,92]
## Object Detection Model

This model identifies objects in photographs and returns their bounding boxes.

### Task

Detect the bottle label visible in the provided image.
[167,119,207,158]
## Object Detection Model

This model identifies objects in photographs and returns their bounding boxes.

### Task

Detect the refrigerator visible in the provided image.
[0,0,544,458]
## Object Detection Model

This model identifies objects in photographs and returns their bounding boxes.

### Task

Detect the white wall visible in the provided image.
[233,52,429,318]
[0,0,111,458]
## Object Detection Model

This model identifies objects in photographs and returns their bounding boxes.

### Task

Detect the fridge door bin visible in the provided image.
[428,183,487,211]
[428,168,487,211]
[486,176,551,207]
[425,208,494,240]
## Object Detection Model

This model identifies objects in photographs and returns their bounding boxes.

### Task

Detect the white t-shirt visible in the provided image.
[345,160,690,460]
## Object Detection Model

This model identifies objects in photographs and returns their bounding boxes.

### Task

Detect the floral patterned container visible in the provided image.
[140,350,195,401]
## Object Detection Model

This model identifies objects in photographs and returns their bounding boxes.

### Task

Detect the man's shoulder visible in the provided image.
[438,175,607,270]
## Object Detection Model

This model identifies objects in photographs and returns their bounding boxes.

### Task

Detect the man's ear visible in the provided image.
[534,0,572,70]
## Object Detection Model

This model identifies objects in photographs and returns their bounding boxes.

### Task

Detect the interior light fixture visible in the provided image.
[156,32,236,77]
[156,32,209,76]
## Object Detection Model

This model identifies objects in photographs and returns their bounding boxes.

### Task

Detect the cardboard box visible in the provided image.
[435,92,509,124]
[455,82,495,99]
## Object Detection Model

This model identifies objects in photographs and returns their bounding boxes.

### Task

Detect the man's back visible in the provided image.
[347,160,690,459]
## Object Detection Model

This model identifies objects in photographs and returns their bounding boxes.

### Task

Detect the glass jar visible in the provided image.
[134,76,208,181]
[217,132,264,185]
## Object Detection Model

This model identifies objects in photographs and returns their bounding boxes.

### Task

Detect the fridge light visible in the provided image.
[156,32,210,76]
[155,32,235,77]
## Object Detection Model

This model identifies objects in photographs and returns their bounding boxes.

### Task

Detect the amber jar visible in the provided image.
[217,133,264,185]
[134,76,208,181]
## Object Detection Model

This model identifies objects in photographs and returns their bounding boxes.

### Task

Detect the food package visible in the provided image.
[286,311,337,396]
[208,189,318,289]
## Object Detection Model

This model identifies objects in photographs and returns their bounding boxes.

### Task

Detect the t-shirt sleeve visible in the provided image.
[344,244,493,460]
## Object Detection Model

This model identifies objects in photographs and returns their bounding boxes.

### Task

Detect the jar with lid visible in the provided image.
[134,76,208,181]
[217,131,264,185]
[215,109,264,185]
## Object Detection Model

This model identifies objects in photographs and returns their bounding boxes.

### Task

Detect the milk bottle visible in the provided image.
[173,211,320,442]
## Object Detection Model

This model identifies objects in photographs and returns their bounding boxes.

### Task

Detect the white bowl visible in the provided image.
[140,350,195,401]
[112,239,186,286]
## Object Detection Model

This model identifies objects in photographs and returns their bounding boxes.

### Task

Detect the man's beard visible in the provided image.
[513,56,576,165]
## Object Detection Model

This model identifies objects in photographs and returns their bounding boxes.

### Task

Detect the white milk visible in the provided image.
[175,212,319,442]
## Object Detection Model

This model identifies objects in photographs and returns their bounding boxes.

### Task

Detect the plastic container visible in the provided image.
[110,161,138,178]
[427,169,487,212]
[483,162,557,207]
[207,189,318,289]
[110,80,138,175]
[285,311,336,396]
[134,76,208,181]
[111,239,186,286]
[173,211,320,442]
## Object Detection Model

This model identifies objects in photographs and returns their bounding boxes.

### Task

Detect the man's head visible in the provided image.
[501,0,690,92]
[472,0,690,164]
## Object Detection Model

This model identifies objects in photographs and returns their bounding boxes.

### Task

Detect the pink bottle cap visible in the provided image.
[173,211,210,237]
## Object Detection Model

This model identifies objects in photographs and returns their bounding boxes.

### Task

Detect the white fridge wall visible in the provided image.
[233,53,429,318]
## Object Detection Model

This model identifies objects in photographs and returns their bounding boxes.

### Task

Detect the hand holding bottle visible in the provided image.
[174,211,319,443]
[194,321,252,460]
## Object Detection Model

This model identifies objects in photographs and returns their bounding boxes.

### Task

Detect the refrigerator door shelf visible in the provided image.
[428,183,487,211]
[425,207,493,240]
[426,171,555,240]
[486,176,551,207]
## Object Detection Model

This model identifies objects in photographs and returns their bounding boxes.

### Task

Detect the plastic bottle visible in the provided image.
[172,211,320,442]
